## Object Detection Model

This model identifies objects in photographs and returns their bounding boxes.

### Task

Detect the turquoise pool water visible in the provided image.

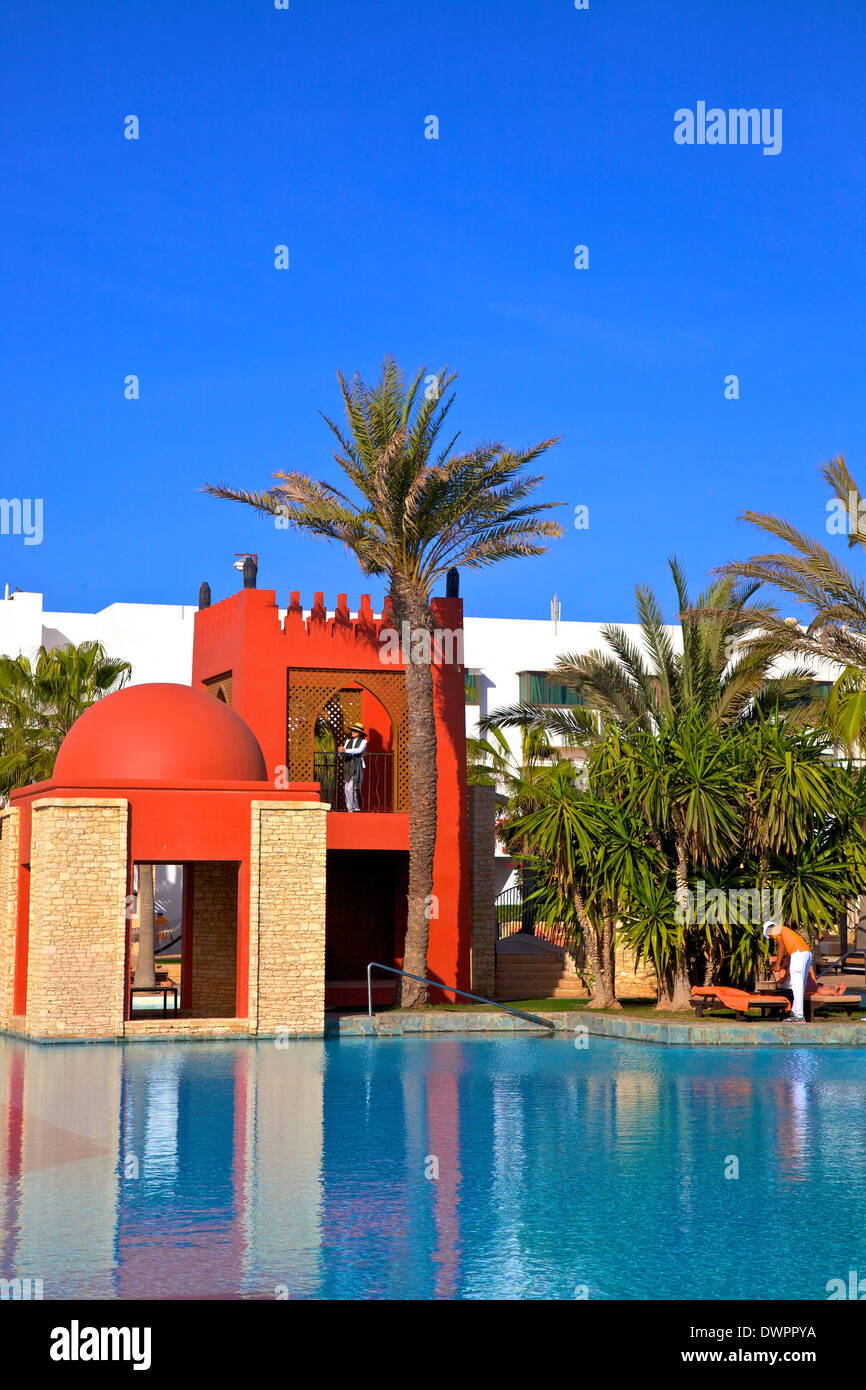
[1,1034,863,1300]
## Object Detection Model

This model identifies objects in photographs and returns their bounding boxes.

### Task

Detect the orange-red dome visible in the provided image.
[54,683,268,783]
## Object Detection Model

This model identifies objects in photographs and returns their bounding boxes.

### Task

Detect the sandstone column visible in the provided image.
[249,801,328,1036]
[27,799,129,1040]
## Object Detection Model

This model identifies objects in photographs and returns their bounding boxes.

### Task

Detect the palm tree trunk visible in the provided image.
[599,904,620,1009]
[573,888,618,1009]
[657,837,691,1011]
[393,586,437,1008]
[133,863,156,989]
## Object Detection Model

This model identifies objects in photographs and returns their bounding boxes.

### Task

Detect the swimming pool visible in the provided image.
[1,1034,863,1299]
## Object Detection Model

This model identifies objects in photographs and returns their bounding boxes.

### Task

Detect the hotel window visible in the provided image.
[464,670,480,705]
[518,672,583,706]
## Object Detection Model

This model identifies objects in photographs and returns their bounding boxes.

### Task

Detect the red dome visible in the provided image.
[54,683,268,783]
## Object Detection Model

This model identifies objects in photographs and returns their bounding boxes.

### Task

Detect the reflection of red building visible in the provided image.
[0,571,494,1042]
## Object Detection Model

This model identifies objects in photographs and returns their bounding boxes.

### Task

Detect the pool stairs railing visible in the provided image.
[366,962,556,1031]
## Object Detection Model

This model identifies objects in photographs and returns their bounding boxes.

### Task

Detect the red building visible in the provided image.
[0,570,496,1042]
[191,575,477,1007]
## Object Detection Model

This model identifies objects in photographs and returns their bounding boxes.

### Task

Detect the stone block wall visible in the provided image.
[250,801,328,1035]
[26,799,129,1040]
[0,808,20,1030]
[467,784,497,999]
[189,861,239,1017]
[615,941,658,999]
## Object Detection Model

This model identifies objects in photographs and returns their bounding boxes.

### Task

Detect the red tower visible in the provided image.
[191,581,472,1004]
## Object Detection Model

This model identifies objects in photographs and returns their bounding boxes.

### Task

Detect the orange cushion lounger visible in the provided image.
[690,986,791,1020]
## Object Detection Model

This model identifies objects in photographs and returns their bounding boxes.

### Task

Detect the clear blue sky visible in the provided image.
[2,0,864,622]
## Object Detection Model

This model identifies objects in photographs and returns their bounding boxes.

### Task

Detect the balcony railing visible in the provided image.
[314,750,393,813]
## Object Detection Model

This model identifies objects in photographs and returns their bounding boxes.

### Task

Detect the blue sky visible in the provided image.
[2,0,865,622]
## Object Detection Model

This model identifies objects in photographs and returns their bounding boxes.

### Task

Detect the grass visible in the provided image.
[430,997,866,1023]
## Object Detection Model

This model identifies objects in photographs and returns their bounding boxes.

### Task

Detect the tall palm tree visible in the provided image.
[207,356,562,1005]
[0,641,131,800]
[488,558,811,745]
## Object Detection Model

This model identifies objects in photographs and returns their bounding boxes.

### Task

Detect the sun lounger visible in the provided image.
[804,982,862,1019]
[690,985,791,1020]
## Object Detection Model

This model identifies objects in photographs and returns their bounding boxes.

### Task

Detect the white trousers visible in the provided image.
[344,769,363,812]
[788,950,812,1019]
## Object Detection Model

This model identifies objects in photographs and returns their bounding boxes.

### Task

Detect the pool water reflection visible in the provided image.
[1,1035,864,1299]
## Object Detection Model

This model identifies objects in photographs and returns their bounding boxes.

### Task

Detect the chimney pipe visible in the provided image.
[198,581,211,609]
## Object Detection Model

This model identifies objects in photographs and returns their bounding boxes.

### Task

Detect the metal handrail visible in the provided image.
[818,948,866,981]
[366,961,556,1031]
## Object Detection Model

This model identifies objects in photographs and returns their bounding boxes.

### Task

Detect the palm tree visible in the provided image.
[133,864,157,990]
[488,558,811,744]
[0,641,131,800]
[487,561,815,1008]
[719,455,866,748]
[207,356,562,1005]
[513,758,659,1007]
[468,724,563,933]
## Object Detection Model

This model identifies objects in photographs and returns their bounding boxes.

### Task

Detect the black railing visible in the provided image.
[496,883,572,951]
[314,750,393,813]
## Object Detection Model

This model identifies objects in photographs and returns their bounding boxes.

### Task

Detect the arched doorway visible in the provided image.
[311,683,395,813]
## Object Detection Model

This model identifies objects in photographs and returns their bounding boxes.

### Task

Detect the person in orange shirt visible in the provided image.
[763,920,817,1022]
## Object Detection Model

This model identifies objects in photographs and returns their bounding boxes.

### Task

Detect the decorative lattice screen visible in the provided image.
[287,669,409,811]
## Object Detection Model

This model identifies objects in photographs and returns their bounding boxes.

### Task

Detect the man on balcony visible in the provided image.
[339,722,367,812]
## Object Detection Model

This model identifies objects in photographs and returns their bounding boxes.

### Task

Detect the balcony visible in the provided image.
[314,750,393,813]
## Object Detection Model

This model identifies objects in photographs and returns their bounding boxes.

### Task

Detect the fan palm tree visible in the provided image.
[0,641,131,800]
[207,356,562,1005]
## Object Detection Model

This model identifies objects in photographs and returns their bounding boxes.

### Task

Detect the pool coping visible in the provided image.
[327,1008,866,1047]
[4,1009,865,1047]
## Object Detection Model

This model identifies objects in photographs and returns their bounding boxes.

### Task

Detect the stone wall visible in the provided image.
[249,801,328,1036]
[467,784,497,998]
[189,861,239,1017]
[615,941,658,999]
[26,799,129,1040]
[0,808,20,1030]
